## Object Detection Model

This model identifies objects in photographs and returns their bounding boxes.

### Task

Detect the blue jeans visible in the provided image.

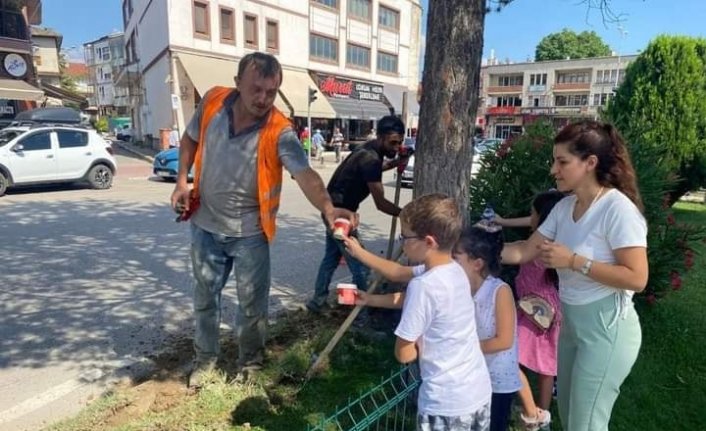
[190,224,270,366]
[310,228,370,307]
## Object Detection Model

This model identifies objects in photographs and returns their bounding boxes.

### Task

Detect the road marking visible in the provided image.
[0,356,149,425]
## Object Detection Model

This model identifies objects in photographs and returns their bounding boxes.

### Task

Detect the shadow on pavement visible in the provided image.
[0,198,392,376]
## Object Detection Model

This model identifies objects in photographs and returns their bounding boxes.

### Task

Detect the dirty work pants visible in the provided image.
[190,224,270,367]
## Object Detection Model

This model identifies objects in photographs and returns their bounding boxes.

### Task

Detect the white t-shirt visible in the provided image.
[538,189,647,305]
[395,262,492,417]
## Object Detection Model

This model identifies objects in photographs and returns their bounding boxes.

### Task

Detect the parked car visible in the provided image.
[116,124,133,142]
[153,147,193,181]
[396,137,502,187]
[0,125,117,196]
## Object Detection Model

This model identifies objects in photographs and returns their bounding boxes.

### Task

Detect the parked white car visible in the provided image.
[0,126,117,196]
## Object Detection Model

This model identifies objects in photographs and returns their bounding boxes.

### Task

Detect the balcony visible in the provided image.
[487,85,523,94]
[487,106,521,116]
[552,83,591,92]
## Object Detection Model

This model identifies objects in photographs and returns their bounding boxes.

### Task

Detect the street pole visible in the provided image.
[307,93,312,164]
[385,92,409,259]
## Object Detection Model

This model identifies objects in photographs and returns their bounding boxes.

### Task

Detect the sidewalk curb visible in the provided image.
[113,141,155,164]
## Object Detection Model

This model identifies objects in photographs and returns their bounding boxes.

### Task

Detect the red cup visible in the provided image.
[337,283,358,305]
[332,217,351,239]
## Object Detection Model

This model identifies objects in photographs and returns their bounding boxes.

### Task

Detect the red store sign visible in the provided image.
[316,74,383,101]
[486,106,519,116]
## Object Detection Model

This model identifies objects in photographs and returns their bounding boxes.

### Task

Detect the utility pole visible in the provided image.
[307,86,318,163]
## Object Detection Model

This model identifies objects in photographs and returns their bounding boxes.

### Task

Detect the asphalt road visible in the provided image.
[0,146,412,430]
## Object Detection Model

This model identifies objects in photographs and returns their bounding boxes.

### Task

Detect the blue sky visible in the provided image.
[421,0,706,63]
[45,0,706,64]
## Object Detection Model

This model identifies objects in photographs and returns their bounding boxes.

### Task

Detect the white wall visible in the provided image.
[142,56,173,138]
[33,36,60,75]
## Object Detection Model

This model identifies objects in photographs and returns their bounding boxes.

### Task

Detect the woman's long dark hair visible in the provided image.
[554,120,644,212]
[532,190,566,289]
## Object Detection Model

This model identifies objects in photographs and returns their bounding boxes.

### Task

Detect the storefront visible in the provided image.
[311,73,392,141]
[485,106,523,139]
[0,52,43,127]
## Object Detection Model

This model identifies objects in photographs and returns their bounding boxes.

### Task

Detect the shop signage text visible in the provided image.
[317,74,383,101]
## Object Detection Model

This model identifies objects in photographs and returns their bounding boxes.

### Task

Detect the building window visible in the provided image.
[348,0,371,20]
[0,4,27,40]
[346,44,370,68]
[592,93,612,106]
[378,5,399,30]
[377,51,398,73]
[219,7,234,43]
[266,20,279,52]
[244,14,258,48]
[312,0,337,8]
[101,47,111,61]
[496,96,522,107]
[498,75,523,86]
[310,34,337,62]
[556,71,590,84]
[555,94,589,106]
[193,1,210,39]
[529,73,547,86]
[33,55,41,66]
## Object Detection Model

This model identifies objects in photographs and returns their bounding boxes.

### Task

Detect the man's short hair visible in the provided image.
[376,115,405,137]
[237,52,283,83]
[399,194,462,251]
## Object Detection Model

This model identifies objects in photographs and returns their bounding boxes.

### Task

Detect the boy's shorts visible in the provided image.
[417,402,491,431]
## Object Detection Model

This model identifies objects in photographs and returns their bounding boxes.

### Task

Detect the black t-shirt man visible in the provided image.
[326,138,405,216]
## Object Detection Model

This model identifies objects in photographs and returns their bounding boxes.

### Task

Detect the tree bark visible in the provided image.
[414,0,486,222]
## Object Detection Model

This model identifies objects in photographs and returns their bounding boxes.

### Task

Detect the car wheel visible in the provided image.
[0,171,7,196]
[87,164,113,190]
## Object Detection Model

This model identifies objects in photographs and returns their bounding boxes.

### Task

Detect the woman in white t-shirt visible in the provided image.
[501,121,648,431]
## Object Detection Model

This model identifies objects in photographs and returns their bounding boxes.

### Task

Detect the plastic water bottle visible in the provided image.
[482,204,495,222]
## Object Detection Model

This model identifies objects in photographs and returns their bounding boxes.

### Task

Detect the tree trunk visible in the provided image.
[414,0,486,222]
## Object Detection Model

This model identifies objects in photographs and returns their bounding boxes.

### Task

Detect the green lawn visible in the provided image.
[46,203,706,431]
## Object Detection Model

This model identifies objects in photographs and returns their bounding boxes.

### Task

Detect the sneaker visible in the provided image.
[187,359,217,389]
[233,360,263,384]
[306,299,326,314]
[520,408,551,431]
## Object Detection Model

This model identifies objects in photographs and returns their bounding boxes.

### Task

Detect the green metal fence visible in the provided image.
[307,364,420,431]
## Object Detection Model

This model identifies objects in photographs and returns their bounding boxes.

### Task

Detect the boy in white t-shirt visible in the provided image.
[344,194,492,431]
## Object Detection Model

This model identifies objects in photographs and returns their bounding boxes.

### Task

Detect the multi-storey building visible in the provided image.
[119,0,422,145]
[30,25,60,86]
[478,54,638,139]
[84,32,130,116]
[0,0,43,126]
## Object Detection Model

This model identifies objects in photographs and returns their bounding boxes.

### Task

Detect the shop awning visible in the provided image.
[0,79,44,101]
[279,69,336,119]
[177,52,289,114]
[384,84,418,116]
[327,97,392,120]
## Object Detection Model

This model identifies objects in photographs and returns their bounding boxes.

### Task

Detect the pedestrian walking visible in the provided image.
[330,126,344,162]
[312,129,325,164]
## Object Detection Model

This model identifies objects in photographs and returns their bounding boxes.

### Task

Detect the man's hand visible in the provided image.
[323,207,358,230]
[171,183,191,214]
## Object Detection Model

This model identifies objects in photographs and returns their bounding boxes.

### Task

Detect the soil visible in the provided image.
[89,305,402,429]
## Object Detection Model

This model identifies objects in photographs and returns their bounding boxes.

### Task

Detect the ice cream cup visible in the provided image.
[332,218,351,239]
[336,283,358,305]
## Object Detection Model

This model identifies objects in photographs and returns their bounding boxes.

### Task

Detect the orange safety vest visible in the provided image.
[188,86,291,242]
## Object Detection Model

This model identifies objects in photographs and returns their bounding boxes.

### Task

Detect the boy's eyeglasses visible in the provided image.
[398,233,424,242]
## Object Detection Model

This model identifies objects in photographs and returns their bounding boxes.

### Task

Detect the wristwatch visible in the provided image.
[580,258,594,275]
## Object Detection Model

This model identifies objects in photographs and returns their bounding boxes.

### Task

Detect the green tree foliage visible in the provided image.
[535,29,612,61]
[604,35,706,200]
[58,52,78,92]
